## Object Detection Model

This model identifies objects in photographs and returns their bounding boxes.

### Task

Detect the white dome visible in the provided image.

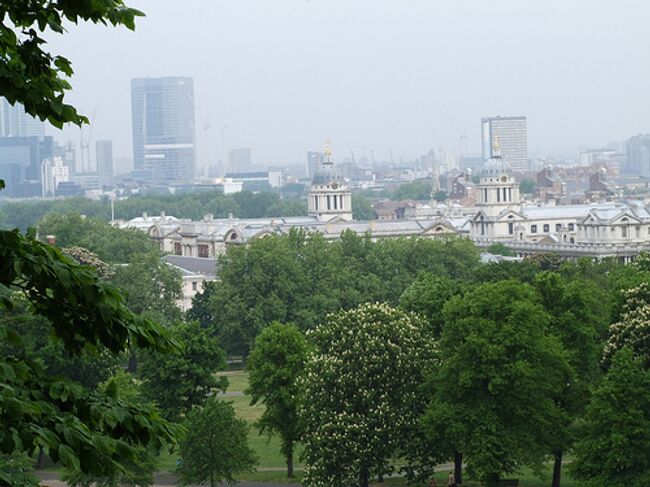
[480,155,512,177]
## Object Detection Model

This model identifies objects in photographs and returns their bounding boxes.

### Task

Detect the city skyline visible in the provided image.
[44,0,650,168]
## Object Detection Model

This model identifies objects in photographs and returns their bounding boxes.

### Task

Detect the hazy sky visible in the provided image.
[48,0,650,169]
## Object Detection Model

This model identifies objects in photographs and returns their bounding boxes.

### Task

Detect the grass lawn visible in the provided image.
[218,370,249,393]
[166,371,580,487]
[159,370,301,474]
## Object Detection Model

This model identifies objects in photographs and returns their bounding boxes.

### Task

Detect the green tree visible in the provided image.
[399,273,465,337]
[111,250,183,325]
[486,242,516,257]
[472,260,540,284]
[433,190,448,202]
[61,371,159,487]
[247,322,308,477]
[203,231,479,354]
[37,213,157,264]
[391,180,432,201]
[0,2,182,484]
[138,321,227,422]
[534,272,610,487]
[351,195,374,220]
[176,398,257,487]
[423,280,568,487]
[519,179,536,194]
[300,303,436,487]
[572,349,650,487]
[0,1,142,128]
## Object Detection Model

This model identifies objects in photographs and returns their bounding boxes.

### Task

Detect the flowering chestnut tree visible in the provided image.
[604,282,650,368]
[299,303,436,487]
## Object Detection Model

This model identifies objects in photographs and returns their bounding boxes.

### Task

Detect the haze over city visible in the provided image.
[48,0,650,170]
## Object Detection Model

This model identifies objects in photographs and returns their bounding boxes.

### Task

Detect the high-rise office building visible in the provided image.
[0,136,53,197]
[307,151,324,178]
[228,148,252,173]
[625,134,650,177]
[96,140,114,184]
[1,98,45,137]
[130,77,196,182]
[481,116,528,172]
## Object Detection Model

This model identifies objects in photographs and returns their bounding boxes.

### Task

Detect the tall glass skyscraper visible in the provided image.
[481,116,528,172]
[131,77,196,182]
[1,98,45,138]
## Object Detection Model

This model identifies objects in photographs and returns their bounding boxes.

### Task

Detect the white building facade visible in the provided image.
[307,144,353,222]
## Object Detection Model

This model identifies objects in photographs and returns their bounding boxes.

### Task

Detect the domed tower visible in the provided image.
[308,141,353,221]
[476,139,520,218]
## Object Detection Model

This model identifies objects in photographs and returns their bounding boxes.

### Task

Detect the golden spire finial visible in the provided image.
[324,139,333,164]
[324,139,332,157]
[492,136,501,156]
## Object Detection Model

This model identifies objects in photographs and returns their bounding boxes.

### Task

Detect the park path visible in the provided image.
[36,471,300,487]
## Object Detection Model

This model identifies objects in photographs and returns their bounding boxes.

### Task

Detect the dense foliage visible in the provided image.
[391,180,432,201]
[0,190,307,232]
[247,322,308,477]
[194,230,479,354]
[0,231,178,485]
[175,399,257,487]
[572,349,650,487]
[299,304,436,487]
[138,321,228,422]
[424,281,569,486]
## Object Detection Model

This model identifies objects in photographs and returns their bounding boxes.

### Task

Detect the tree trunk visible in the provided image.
[552,450,563,487]
[486,473,500,487]
[286,450,294,478]
[359,466,369,487]
[453,451,463,485]
[35,448,45,469]
[127,350,137,373]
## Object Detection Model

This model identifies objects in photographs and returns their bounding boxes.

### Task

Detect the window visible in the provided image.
[230,233,238,241]
[174,242,182,255]
[622,226,628,238]
[503,188,507,201]
[314,196,319,210]
[555,223,561,231]
[508,222,514,235]
[568,223,575,231]
[497,188,500,202]
[531,225,537,233]
[198,244,209,258]
[570,238,575,244]
[192,282,198,291]
[327,195,331,210]
[543,224,550,232]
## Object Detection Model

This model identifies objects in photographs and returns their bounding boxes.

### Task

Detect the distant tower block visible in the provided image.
[308,141,353,222]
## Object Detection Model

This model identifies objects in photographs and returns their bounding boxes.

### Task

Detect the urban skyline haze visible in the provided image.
[46,0,650,170]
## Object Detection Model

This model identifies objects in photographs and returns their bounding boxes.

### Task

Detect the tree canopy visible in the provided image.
[0,2,184,484]
[247,322,308,477]
[300,303,436,487]
[175,399,257,487]
[424,280,569,486]
[195,230,479,354]
[572,349,650,487]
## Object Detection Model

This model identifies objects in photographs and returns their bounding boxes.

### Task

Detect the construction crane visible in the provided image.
[79,108,97,173]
